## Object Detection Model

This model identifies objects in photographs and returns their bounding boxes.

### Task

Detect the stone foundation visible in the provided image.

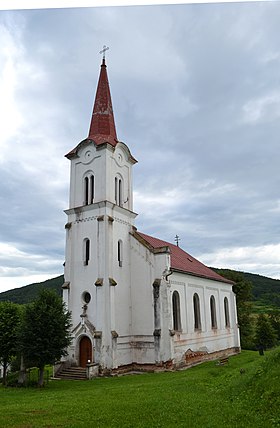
[98,346,240,377]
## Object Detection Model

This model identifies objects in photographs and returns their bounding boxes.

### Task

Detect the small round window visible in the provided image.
[82,292,91,304]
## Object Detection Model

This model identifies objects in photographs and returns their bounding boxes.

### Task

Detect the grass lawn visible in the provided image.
[1,349,280,428]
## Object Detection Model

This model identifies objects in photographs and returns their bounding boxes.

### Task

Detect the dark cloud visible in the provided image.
[1,2,280,291]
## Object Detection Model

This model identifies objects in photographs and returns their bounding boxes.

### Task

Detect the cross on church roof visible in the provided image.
[175,235,180,247]
[99,45,109,61]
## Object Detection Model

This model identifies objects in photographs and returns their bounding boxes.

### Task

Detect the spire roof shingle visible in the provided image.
[88,58,118,147]
[65,58,118,159]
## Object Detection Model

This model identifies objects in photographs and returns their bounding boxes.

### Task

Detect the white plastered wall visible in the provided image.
[169,271,240,363]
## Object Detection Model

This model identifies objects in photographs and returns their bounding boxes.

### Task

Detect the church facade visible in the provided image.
[62,56,240,373]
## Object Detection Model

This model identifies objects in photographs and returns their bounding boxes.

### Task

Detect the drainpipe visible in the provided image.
[165,269,173,281]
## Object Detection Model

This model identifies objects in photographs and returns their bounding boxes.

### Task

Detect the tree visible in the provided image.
[216,269,254,349]
[19,289,72,386]
[268,310,280,342]
[0,302,21,385]
[255,313,278,351]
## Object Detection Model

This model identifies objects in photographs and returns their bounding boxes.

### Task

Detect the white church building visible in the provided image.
[62,54,240,374]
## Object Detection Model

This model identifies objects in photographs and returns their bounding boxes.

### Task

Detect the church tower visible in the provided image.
[63,53,137,370]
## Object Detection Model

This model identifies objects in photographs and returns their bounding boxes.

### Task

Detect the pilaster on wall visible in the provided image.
[232,293,240,347]
[160,278,173,362]
[153,279,161,363]
[153,278,173,364]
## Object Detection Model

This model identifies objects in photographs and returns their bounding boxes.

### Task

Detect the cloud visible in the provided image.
[200,243,280,280]
[1,3,280,292]
[0,19,24,152]
[242,91,280,123]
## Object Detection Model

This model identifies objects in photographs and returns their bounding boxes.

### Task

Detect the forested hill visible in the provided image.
[213,268,280,308]
[0,275,64,304]
[0,269,279,307]
[243,271,280,307]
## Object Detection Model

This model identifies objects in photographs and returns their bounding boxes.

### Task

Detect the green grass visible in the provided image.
[1,349,280,428]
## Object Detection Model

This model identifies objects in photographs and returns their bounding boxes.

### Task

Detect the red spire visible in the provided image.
[88,58,118,146]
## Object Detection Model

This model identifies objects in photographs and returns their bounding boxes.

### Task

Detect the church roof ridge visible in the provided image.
[135,231,233,285]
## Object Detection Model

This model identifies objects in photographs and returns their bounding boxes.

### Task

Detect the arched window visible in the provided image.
[115,176,123,207]
[210,295,217,329]
[119,179,122,206]
[84,177,89,205]
[115,177,118,203]
[118,240,123,267]
[84,174,94,205]
[172,291,182,331]
[90,175,94,204]
[84,238,90,266]
[193,293,201,330]
[224,297,230,328]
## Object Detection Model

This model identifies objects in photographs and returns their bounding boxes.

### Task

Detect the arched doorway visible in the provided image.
[79,336,93,367]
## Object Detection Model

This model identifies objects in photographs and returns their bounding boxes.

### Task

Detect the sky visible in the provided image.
[0,0,280,293]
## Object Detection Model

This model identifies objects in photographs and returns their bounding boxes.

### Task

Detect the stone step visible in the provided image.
[59,371,87,377]
[61,367,86,373]
[56,366,87,380]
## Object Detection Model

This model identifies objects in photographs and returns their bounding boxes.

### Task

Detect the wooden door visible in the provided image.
[79,336,92,367]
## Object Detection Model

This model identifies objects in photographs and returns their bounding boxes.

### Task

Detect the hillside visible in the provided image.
[243,271,280,306]
[0,269,279,307]
[0,275,64,304]
[213,268,280,308]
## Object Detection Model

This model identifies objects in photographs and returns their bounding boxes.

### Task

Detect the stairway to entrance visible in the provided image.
[56,366,87,380]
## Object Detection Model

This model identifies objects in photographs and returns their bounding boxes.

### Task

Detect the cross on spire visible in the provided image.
[99,45,109,62]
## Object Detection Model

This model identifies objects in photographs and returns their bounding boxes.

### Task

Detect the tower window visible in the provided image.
[118,240,123,267]
[115,177,117,203]
[172,291,182,331]
[224,297,230,328]
[84,174,95,205]
[90,175,94,204]
[193,293,201,330]
[84,238,90,266]
[119,179,122,206]
[115,176,123,207]
[84,177,89,205]
[210,295,217,329]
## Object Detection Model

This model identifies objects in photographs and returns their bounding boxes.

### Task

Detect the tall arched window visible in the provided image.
[118,240,123,267]
[210,295,217,329]
[115,177,118,204]
[118,179,122,206]
[172,291,182,331]
[193,293,201,330]
[90,175,94,204]
[224,297,230,328]
[84,174,94,205]
[115,176,123,207]
[84,177,89,205]
[84,238,90,266]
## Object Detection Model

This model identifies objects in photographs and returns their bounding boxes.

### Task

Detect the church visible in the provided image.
[62,51,240,375]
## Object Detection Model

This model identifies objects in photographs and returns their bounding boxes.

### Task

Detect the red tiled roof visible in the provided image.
[88,58,118,146]
[65,58,118,159]
[135,231,233,285]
